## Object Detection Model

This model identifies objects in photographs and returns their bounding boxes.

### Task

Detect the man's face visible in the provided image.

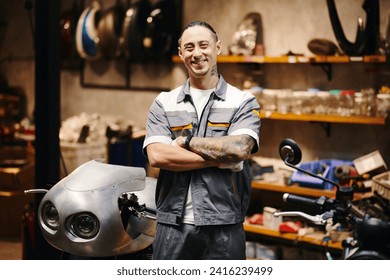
[178,25,221,78]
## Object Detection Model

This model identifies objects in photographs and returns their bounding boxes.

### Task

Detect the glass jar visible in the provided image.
[248,86,263,106]
[313,91,330,115]
[327,90,340,115]
[376,93,390,116]
[261,89,277,112]
[353,92,364,116]
[361,88,377,116]
[276,89,292,114]
[291,91,312,114]
[339,90,355,116]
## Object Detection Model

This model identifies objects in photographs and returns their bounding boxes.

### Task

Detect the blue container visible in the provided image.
[290,159,353,189]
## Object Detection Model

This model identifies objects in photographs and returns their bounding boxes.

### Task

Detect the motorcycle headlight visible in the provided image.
[41,202,59,231]
[69,212,100,239]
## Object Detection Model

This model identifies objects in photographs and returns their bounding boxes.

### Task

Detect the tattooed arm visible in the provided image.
[146,135,254,172]
[176,134,255,163]
[146,142,219,172]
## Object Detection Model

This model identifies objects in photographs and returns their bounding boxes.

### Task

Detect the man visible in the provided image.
[143,21,261,259]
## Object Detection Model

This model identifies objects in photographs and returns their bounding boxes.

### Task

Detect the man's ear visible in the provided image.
[216,40,222,55]
[178,47,184,60]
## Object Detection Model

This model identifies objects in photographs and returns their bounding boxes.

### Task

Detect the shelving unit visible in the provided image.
[244,222,343,251]
[252,180,336,198]
[173,54,388,128]
[173,54,388,81]
[172,54,387,64]
[259,111,386,136]
[260,111,386,125]
[251,180,368,200]
[173,53,387,258]
[247,180,367,256]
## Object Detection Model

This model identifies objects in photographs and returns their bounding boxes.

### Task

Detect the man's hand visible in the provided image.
[171,136,185,147]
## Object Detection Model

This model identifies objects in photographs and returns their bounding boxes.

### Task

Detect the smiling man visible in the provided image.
[143,21,261,260]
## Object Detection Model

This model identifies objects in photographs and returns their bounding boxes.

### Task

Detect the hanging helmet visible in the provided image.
[75,1,102,60]
[97,2,125,58]
[120,0,151,61]
[143,0,178,61]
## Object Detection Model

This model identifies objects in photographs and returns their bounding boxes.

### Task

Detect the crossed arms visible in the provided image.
[146,134,255,172]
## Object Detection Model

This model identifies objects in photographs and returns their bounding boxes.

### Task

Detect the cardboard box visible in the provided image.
[353,150,387,176]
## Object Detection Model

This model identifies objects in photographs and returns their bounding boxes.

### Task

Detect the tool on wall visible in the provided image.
[229,12,264,56]
[326,0,380,55]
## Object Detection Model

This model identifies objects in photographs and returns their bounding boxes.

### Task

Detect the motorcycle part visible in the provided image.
[308,38,341,55]
[143,0,178,60]
[279,138,302,166]
[60,1,83,60]
[229,12,263,56]
[37,160,157,257]
[326,0,380,55]
[121,0,151,61]
[75,1,102,60]
[97,1,125,58]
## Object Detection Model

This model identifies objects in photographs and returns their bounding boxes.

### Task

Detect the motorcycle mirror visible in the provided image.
[24,189,49,194]
[279,138,302,166]
[279,138,341,191]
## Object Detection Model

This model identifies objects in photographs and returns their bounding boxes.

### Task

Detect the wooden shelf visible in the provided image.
[251,180,369,201]
[246,182,367,254]
[172,54,388,64]
[260,111,386,125]
[172,54,387,126]
[244,221,343,250]
[252,180,336,198]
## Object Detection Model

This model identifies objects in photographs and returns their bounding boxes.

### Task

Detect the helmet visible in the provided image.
[75,1,102,60]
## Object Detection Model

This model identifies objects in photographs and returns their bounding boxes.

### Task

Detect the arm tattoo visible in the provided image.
[190,135,255,162]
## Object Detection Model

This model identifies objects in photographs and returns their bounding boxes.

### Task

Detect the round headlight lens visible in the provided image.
[70,212,99,239]
[41,202,59,230]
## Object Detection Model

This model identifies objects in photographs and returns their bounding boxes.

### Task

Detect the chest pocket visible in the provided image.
[167,114,193,138]
[206,111,232,137]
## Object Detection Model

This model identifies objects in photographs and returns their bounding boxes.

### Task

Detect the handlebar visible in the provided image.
[283,193,319,207]
[282,193,336,212]
[276,192,365,228]
[277,139,390,259]
[274,210,328,225]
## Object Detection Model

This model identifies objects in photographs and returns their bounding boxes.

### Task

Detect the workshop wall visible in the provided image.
[1,0,389,163]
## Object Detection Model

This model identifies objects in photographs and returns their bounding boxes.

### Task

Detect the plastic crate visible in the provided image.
[372,171,390,200]
[290,159,353,190]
